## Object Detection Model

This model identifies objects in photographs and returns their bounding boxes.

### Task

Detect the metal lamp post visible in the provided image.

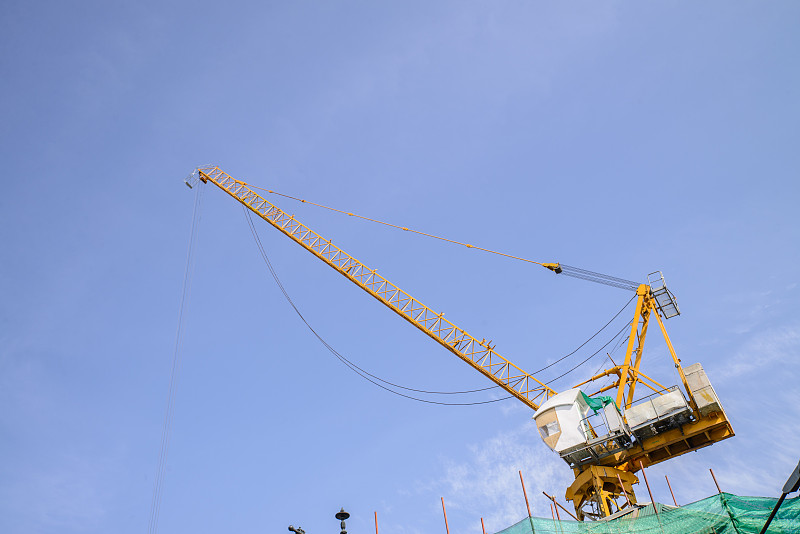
[335,508,350,534]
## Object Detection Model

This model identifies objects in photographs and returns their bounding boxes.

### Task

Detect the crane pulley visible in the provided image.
[188,166,734,521]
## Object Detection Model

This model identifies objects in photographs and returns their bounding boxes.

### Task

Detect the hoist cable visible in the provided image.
[149,183,204,534]
[243,207,495,394]
[544,323,631,387]
[246,181,639,374]
[238,197,635,402]
[242,206,633,406]
[528,294,635,375]
[243,207,513,405]
[586,333,630,394]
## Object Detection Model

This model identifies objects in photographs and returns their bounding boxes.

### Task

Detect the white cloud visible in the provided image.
[720,285,797,336]
[428,424,572,534]
[717,323,800,380]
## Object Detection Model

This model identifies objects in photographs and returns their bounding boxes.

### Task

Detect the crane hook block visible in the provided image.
[543,263,563,274]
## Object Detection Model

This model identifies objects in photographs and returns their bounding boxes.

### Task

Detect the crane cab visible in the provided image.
[533,388,592,453]
[534,388,634,468]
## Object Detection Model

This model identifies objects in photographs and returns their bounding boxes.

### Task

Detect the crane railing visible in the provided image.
[195,166,556,410]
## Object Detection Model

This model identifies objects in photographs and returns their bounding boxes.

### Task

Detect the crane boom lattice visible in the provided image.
[196,166,556,410]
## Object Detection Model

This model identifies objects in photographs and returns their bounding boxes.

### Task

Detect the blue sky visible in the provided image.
[1,2,799,533]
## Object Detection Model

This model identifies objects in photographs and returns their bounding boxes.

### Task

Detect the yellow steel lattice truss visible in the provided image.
[196,166,556,410]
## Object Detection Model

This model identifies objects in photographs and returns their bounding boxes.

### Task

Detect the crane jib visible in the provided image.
[196,166,556,410]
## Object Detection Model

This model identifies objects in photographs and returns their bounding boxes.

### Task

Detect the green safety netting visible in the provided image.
[493,493,800,534]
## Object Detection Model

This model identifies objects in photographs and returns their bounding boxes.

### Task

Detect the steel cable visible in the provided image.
[558,264,639,291]
[243,207,511,405]
[249,184,641,292]
[148,183,204,534]
[529,294,635,376]
[544,323,631,387]
[248,185,547,267]
[243,207,636,406]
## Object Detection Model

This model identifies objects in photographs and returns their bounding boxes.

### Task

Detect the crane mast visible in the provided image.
[190,166,734,521]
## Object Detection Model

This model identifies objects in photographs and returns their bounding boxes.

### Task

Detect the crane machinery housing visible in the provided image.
[186,165,734,521]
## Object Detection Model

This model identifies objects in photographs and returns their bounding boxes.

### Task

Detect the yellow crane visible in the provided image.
[188,165,734,521]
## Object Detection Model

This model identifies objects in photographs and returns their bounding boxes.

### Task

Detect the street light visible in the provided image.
[335,508,350,534]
